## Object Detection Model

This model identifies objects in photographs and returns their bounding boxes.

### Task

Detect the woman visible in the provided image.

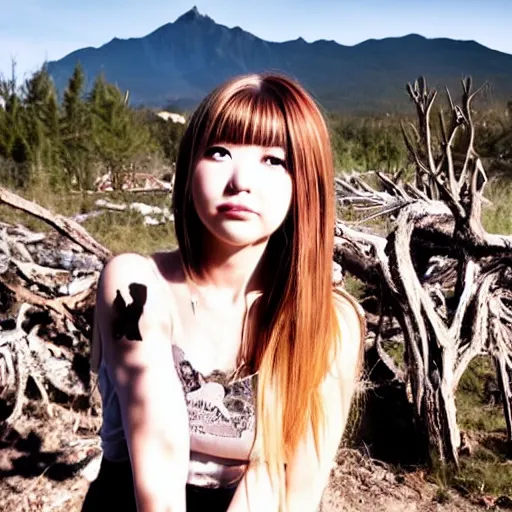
[84,73,365,512]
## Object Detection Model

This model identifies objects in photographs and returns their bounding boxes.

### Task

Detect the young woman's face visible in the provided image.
[191,144,292,248]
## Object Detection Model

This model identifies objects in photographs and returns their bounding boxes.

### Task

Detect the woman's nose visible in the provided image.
[227,159,256,193]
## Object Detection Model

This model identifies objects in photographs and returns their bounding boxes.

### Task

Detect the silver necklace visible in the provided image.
[190,293,199,315]
[186,277,203,316]
[186,280,252,377]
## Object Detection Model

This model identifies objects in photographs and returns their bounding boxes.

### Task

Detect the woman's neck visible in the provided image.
[191,237,268,306]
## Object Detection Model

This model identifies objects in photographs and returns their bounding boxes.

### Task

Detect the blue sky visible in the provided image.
[1,0,511,80]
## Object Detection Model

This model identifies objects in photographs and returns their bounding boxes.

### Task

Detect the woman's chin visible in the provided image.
[207,224,271,249]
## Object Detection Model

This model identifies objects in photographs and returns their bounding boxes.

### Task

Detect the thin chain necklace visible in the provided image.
[184,276,254,378]
[185,277,203,316]
[186,275,241,316]
[190,293,199,315]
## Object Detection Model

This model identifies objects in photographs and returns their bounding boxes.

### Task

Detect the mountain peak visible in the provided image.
[175,6,212,23]
[47,16,512,113]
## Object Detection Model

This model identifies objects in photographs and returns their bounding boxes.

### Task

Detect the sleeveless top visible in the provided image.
[98,258,261,489]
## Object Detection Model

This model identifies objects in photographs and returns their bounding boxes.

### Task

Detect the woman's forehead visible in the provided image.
[203,96,288,149]
[206,142,286,151]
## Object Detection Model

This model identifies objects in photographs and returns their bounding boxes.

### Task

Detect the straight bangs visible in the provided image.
[202,88,289,156]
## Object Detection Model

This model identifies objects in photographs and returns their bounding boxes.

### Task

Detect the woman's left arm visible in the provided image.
[228,294,364,511]
[286,295,364,511]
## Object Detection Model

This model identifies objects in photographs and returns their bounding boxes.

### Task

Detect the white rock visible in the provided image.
[81,453,103,482]
[332,261,343,285]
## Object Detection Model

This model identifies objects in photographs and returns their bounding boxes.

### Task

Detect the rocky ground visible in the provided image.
[0,402,497,512]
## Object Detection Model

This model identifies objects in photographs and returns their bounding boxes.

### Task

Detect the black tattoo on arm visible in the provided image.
[112,283,148,341]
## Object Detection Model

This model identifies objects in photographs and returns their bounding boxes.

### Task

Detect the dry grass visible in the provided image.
[482,179,512,235]
[0,186,177,255]
[3,179,512,509]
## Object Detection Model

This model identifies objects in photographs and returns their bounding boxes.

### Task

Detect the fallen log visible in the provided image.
[0,187,111,262]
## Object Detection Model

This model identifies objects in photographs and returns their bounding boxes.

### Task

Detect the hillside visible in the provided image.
[47,7,512,112]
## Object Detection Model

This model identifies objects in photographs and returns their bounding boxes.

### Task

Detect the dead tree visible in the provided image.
[335,77,512,466]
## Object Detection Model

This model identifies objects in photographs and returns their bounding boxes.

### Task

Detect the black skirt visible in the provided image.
[81,457,237,512]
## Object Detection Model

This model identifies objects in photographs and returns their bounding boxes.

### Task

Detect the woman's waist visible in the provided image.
[100,443,249,489]
[188,451,249,488]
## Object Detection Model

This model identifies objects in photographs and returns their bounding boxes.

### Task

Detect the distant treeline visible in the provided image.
[0,63,185,191]
[0,63,511,191]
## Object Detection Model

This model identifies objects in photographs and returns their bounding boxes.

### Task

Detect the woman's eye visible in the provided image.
[204,146,230,160]
[264,156,286,168]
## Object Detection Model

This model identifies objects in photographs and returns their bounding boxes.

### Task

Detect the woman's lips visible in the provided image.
[217,203,258,219]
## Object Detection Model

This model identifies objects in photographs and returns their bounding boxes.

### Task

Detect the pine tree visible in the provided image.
[21,64,62,185]
[0,62,31,185]
[88,75,152,190]
[61,63,93,189]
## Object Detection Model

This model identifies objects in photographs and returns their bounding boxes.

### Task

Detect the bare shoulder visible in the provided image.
[95,252,172,343]
[98,252,171,302]
[100,252,156,285]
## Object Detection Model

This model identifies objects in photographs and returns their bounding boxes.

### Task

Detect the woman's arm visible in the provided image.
[226,461,279,511]
[227,291,364,512]
[96,253,190,512]
[285,292,364,511]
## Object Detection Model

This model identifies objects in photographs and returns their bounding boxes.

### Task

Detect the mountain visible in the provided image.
[47,6,512,112]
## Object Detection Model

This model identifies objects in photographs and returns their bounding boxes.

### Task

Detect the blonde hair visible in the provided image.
[173,73,343,508]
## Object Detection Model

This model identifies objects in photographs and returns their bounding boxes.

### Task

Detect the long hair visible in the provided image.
[173,73,341,508]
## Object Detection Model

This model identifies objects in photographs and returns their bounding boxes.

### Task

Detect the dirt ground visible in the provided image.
[0,403,497,512]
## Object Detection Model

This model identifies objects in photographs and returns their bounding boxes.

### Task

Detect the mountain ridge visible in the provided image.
[46,7,512,112]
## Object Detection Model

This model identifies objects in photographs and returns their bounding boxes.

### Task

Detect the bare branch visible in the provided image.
[449,260,479,338]
[0,187,111,262]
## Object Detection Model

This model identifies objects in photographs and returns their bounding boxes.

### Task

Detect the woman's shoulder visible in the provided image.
[101,251,151,277]
[331,286,366,373]
[92,251,182,364]
[95,251,180,328]
[332,287,366,336]
[99,249,180,288]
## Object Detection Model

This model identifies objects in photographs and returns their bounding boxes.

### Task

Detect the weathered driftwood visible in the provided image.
[94,198,174,225]
[334,77,512,466]
[12,259,72,290]
[0,192,104,425]
[0,187,111,262]
[0,304,88,425]
[71,199,175,226]
[94,171,173,193]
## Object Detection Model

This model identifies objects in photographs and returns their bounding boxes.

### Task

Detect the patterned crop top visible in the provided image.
[98,290,261,489]
[98,349,258,488]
